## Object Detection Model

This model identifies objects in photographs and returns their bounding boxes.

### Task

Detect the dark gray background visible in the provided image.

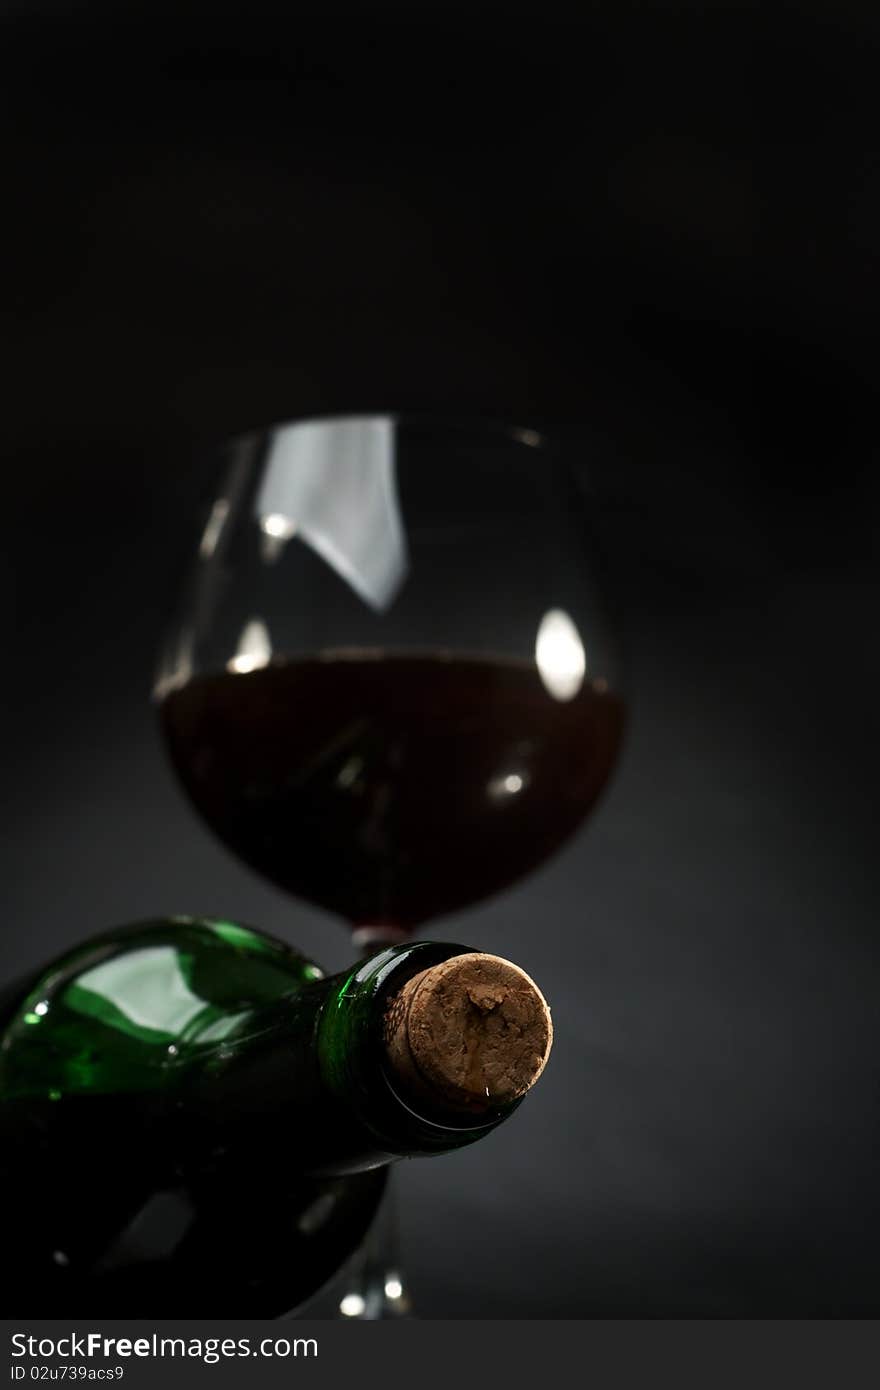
[2,2,878,1316]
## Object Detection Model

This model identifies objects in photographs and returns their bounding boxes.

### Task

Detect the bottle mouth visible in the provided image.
[318,940,552,1153]
[381,951,553,1123]
[379,1064,505,1135]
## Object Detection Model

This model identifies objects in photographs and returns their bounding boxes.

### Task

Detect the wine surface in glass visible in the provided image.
[160,653,625,930]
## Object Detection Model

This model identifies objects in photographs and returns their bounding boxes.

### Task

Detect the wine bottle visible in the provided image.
[0,916,552,1316]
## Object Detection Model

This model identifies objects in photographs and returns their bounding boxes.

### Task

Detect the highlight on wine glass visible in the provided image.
[155,414,626,948]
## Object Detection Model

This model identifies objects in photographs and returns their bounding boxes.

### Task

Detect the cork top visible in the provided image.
[383,952,553,1116]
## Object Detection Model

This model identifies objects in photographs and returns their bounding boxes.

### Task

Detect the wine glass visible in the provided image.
[154,414,624,1316]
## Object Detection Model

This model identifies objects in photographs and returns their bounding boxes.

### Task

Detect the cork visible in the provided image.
[383,953,553,1115]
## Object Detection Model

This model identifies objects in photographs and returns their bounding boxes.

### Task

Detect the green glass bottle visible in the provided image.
[0,917,552,1316]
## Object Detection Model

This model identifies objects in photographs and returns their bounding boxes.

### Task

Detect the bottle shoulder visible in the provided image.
[0,917,324,1101]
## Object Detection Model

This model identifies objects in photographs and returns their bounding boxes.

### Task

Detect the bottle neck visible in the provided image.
[316,942,522,1160]
[175,940,537,1178]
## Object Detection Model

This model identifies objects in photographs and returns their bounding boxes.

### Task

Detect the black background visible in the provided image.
[2,2,878,1315]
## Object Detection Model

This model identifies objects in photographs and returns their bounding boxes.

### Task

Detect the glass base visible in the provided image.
[290,1181,412,1320]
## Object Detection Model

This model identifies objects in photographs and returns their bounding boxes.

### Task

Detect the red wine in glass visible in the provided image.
[161,652,625,937]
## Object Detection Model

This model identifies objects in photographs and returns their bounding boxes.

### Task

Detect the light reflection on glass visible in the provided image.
[336,756,364,789]
[259,512,298,564]
[70,947,208,1041]
[227,619,272,674]
[512,427,542,448]
[199,498,230,560]
[487,769,530,801]
[192,1011,252,1045]
[535,608,587,701]
[98,1190,195,1265]
[253,416,407,611]
[260,512,298,540]
[339,1292,366,1317]
[297,1191,337,1235]
[153,629,194,700]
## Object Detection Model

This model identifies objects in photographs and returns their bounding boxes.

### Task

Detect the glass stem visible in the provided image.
[338,923,412,1318]
[350,923,411,952]
[335,1174,411,1319]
